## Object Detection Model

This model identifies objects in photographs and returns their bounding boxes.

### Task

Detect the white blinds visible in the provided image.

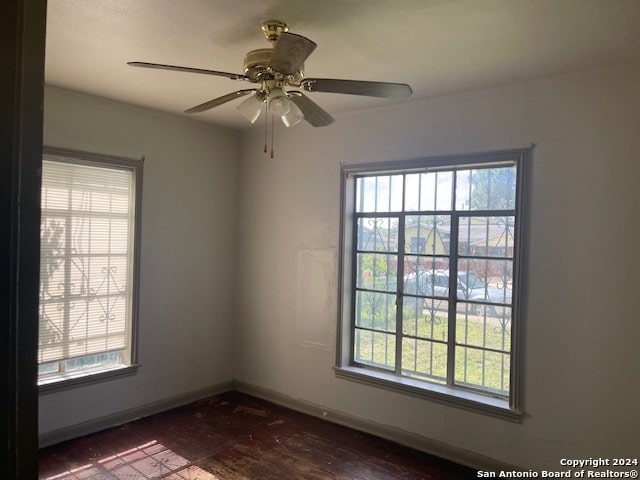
[39,158,135,364]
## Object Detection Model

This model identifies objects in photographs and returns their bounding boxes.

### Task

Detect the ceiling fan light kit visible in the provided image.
[281,101,304,127]
[236,92,265,124]
[128,19,412,154]
[267,87,291,115]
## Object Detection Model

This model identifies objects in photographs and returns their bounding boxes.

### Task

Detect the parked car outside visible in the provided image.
[404,269,511,316]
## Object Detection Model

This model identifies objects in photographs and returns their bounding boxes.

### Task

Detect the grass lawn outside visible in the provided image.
[355,300,511,396]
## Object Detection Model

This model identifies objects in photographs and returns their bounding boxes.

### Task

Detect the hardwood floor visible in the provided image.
[39,390,476,479]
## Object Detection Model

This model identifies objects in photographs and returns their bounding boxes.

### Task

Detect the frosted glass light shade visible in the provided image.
[237,94,264,124]
[281,100,304,127]
[268,88,291,116]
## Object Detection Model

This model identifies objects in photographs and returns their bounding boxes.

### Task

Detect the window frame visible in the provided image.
[336,148,529,421]
[38,146,143,394]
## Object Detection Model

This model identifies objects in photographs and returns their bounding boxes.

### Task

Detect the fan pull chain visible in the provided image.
[270,113,275,159]
[261,106,276,159]
[263,104,268,154]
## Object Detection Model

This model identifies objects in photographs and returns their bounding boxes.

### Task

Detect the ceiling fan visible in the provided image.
[128,20,412,129]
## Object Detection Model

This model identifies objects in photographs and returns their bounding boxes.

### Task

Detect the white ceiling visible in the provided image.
[45,0,640,130]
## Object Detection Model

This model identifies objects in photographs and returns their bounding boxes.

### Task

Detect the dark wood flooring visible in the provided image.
[39,390,476,479]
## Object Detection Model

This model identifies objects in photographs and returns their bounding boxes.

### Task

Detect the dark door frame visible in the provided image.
[1,0,47,477]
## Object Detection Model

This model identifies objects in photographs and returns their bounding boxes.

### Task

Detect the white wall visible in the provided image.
[39,86,240,436]
[235,64,640,469]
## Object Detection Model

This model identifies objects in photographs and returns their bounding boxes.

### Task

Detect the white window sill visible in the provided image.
[38,364,140,395]
[334,366,522,422]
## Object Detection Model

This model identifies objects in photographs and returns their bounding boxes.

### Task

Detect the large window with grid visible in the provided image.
[38,147,143,390]
[337,149,527,418]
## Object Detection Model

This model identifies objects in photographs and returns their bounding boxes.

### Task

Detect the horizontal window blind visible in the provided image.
[39,158,135,365]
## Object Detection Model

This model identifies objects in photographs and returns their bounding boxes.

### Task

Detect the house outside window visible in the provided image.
[337,149,528,419]
[38,147,143,391]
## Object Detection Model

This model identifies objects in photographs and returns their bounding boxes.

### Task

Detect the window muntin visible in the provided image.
[38,148,142,388]
[340,152,525,414]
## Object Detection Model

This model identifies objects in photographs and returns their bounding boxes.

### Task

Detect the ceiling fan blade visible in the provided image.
[289,93,334,127]
[270,32,317,75]
[185,89,257,113]
[128,61,247,81]
[302,78,412,99]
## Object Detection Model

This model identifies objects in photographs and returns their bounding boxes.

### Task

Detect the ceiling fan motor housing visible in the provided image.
[243,48,304,84]
[243,49,272,81]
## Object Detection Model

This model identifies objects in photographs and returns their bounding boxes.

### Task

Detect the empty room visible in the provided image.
[3,0,640,478]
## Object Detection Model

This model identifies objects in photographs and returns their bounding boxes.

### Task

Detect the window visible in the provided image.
[336,149,528,419]
[38,147,143,391]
